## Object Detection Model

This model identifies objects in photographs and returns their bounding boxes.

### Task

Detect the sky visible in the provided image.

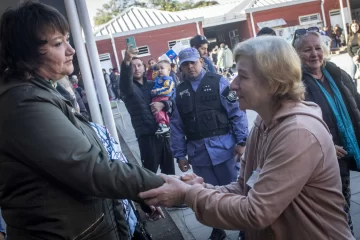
[86,0,237,26]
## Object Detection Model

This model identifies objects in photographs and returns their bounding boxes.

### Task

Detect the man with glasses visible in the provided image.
[171,48,248,240]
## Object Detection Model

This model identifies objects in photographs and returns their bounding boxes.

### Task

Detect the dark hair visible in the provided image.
[148,58,155,64]
[132,57,143,63]
[190,35,209,49]
[257,27,276,37]
[170,63,176,68]
[349,20,360,37]
[0,1,69,81]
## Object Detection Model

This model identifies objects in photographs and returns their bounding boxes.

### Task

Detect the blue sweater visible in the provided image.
[152,75,175,97]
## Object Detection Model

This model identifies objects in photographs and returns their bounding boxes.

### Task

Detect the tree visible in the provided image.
[93,0,219,26]
[94,0,132,26]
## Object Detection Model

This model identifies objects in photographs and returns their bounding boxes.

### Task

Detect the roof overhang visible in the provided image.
[94,17,204,41]
[203,14,247,28]
[245,0,316,13]
[257,18,286,28]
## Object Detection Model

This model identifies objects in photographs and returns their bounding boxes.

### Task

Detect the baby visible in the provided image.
[151,60,175,134]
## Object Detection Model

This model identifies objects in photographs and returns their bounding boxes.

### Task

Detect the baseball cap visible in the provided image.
[178,48,200,65]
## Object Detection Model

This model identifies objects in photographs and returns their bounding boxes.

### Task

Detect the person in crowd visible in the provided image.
[190,35,216,73]
[111,69,121,99]
[0,2,166,239]
[170,62,180,85]
[151,60,175,134]
[57,76,90,120]
[103,68,116,100]
[333,25,342,48]
[294,31,360,235]
[0,211,5,240]
[210,45,219,66]
[70,74,90,115]
[139,36,355,240]
[119,48,178,178]
[223,45,234,69]
[217,43,225,72]
[170,47,248,240]
[257,27,276,36]
[347,20,360,81]
[320,26,329,36]
[146,58,158,81]
[109,67,114,80]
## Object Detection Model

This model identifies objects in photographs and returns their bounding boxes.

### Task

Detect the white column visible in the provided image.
[346,0,352,23]
[196,21,201,35]
[110,33,120,71]
[250,12,256,37]
[321,0,327,27]
[339,0,348,43]
[76,0,120,143]
[64,0,103,125]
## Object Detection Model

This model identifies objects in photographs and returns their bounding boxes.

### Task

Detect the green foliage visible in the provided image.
[93,0,219,26]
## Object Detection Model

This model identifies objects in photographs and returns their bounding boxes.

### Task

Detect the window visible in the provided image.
[121,45,150,59]
[299,13,321,25]
[99,53,111,61]
[229,29,239,49]
[168,38,191,49]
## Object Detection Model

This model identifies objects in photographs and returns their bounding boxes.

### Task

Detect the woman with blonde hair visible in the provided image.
[139,36,354,239]
[294,30,360,235]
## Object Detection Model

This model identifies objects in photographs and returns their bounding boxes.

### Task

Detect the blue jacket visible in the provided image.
[203,56,216,73]
[152,76,175,97]
[170,70,248,166]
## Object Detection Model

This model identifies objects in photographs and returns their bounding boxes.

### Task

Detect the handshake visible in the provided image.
[139,173,205,208]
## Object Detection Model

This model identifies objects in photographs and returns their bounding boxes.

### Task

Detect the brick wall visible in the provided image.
[96,22,200,67]
[246,0,348,37]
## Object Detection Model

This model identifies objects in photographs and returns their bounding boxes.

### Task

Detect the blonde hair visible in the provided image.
[234,36,305,102]
[293,31,330,59]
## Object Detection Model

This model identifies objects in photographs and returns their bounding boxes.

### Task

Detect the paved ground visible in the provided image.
[113,53,360,240]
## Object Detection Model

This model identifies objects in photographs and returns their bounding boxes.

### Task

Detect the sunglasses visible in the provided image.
[292,27,319,46]
[295,27,319,36]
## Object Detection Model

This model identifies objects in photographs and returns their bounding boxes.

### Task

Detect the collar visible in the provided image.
[184,69,206,82]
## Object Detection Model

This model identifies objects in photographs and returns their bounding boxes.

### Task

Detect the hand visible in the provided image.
[353,55,359,64]
[139,174,191,207]
[178,158,191,172]
[180,173,204,186]
[150,102,165,115]
[146,205,166,221]
[335,145,348,159]
[234,145,245,162]
[0,232,4,240]
[124,46,139,64]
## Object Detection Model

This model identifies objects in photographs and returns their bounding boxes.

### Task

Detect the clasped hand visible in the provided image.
[139,173,204,207]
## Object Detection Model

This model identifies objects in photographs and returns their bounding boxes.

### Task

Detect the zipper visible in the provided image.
[73,213,105,240]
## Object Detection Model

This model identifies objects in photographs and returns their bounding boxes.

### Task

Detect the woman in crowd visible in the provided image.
[294,31,360,235]
[0,2,165,239]
[139,36,354,239]
[347,20,360,81]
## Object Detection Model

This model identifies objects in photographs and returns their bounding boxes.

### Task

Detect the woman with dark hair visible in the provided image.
[347,20,360,80]
[0,2,165,239]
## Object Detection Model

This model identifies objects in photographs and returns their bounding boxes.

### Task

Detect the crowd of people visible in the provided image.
[1,1,360,240]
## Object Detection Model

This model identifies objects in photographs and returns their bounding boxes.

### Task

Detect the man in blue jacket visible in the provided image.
[190,35,217,73]
[170,48,248,240]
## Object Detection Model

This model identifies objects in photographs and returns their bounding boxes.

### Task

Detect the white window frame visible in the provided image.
[99,53,111,61]
[299,13,321,26]
[168,38,191,49]
[121,45,150,58]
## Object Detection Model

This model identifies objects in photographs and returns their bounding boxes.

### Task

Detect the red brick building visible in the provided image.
[94,7,203,70]
[245,0,351,39]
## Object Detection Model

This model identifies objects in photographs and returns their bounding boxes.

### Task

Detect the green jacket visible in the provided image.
[0,76,164,240]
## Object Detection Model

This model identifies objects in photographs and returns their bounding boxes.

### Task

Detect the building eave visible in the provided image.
[95,17,204,41]
[245,0,317,13]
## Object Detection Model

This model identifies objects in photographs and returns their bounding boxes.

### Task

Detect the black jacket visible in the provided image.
[0,76,164,239]
[120,61,172,138]
[303,61,360,173]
